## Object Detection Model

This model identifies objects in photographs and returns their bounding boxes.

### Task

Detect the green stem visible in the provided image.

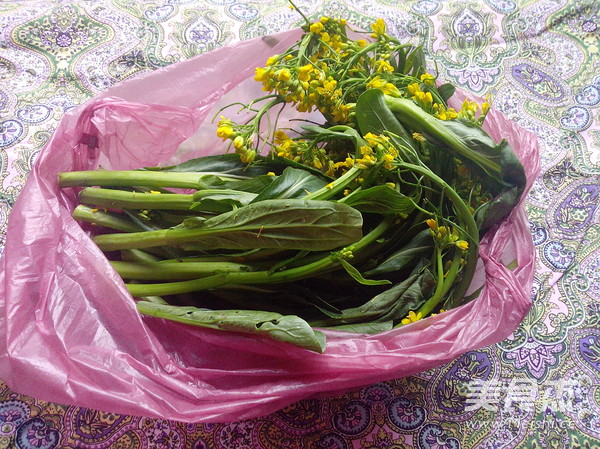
[120,249,162,263]
[112,260,254,281]
[304,166,363,200]
[417,248,463,317]
[396,162,479,312]
[80,187,194,211]
[126,216,394,297]
[72,204,140,232]
[59,170,247,189]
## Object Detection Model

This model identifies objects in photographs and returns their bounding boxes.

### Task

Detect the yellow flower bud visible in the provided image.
[456,240,469,251]
[233,135,245,149]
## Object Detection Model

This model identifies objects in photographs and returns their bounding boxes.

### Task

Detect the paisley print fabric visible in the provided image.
[0,0,598,447]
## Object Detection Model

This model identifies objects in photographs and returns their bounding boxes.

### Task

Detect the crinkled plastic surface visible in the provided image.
[0,29,540,423]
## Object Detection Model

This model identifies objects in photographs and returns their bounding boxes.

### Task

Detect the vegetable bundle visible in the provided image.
[58,16,526,353]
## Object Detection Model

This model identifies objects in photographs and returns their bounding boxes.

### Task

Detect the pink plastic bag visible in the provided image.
[0,29,540,423]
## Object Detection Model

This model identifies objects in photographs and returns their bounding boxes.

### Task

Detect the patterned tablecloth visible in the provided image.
[0,1,598,448]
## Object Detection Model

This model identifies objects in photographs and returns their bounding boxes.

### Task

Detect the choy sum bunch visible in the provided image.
[59,16,526,353]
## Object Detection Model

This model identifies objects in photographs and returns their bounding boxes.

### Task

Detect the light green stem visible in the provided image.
[72,204,140,232]
[59,170,248,189]
[80,187,194,210]
[112,260,253,280]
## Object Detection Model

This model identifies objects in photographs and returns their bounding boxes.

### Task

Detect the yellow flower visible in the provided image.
[265,55,279,66]
[332,103,352,123]
[254,67,269,82]
[420,73,436,86]
[297,64,314,82]
[309,21,325,34]
[481,101,490,115]
[407,82,421,97]
[456,240,469,251]
[366,76,386,91]
[216,125,234,140]
[426,218,437,231]
[277,68,291,82]
[414,90,433,109]
[456,164,470,177]
[374,59,394,73]
[371,18,386,39]
[366,76,400,96]
[401,310,422,325]
[356,39,367,48]
[233,135,245,150]
[433,104,458,121]
[458,99,479,121]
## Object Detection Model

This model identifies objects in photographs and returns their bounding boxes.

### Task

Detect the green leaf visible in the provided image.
[211,284,343,319]
[137,301,326,353]
[342,185,415,216]
[404,46,426,77]
[145,153,267,177]
[434,121,527,230]
[437,83,456,104]
[364,229,433,275]
[342,264,435,323]
[191,189,257,213]
[313,262,435,325]
[252,167,328,202]
[319,321,393,334]
[337,258,392,286]
[256,154,333,180]
[197,174,275,193]
[355,89,419,162]
[300,124,368,150]
[184,199,363,250]
[395,48,407,76]
[94,199,364,251]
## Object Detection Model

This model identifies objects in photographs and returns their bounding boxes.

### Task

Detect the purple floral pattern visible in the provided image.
[0,1,599,448]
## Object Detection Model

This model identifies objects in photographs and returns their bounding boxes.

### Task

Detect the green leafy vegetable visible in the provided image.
[59,15,527,352]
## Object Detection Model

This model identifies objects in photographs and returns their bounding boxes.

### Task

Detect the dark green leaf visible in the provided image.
[197,174,275,193]
[319,321,393,334]
[145,153,268,177]
[437,83,456,104]
[252,167,328,202]
[256,154,333,180]
[404,46,426,77]
[178,198,364,251]
[321,262,435,324]
[439,123,527,229]
[396,48,407,75]
[337,258,392,286]
[137,301,326,353]
[342,185,415,216]
[355,89,419,162]
[365,229,433,275]
[300,124,368,150]
[191,189,257,213]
